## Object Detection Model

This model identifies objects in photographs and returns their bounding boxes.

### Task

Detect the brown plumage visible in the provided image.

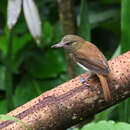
[73,42,110,75]
[51,35,111,101]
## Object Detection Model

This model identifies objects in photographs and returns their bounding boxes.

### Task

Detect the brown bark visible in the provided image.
[57,0,77,78]
[0,51,130,130]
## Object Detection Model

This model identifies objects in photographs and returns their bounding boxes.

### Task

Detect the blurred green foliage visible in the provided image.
[79,120,130,130]
[0,0,130,129]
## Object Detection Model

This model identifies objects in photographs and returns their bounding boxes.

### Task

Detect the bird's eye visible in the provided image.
[65,41,75,46]
[66,41,72,45]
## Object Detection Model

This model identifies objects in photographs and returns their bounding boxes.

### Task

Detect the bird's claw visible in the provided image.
[80,77,89,85]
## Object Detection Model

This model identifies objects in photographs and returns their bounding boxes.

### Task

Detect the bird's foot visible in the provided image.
[80,76,96,91]
[80,77,89,85]
[80,73,93,85]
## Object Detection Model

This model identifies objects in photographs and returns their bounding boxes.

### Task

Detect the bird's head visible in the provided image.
[51,35,84,52]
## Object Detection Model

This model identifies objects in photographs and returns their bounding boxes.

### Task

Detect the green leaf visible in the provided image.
[0,100,8,114]
[52,23,62,43]
[37,77,65,92]
[32,79,42,95]
[23,0,42,44]
[0,35,7,54]
[81,121,130,130]
[13,76,39,107]
[11,50,27,73]
[25,49,66,79]
[79,0,91,41]
[7,0,22,30]
[0,65,5,90]
[42,21,54,47]
[111,44,121,59]
[121,0,130,52]
[94,105,118,121]
[0,114,30,130]
[118,99,130,123]
[12,33,31,56]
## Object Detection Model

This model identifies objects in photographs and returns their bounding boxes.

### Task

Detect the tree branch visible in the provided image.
[0,51,130,130]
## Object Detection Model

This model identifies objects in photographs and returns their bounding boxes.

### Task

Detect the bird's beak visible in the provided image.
[51,41,64,48]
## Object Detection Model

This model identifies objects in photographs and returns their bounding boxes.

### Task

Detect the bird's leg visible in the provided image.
[80,72,93,85]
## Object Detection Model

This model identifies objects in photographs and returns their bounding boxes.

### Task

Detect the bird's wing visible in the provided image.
[74,43,110,75]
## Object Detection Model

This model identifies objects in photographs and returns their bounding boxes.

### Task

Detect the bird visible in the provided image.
[51,34,111,101]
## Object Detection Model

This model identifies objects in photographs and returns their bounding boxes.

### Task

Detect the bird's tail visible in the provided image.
[97,74,111,101]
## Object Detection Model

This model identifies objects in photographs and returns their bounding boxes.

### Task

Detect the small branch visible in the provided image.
[57,0,77,78]
[0,51,130,130]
